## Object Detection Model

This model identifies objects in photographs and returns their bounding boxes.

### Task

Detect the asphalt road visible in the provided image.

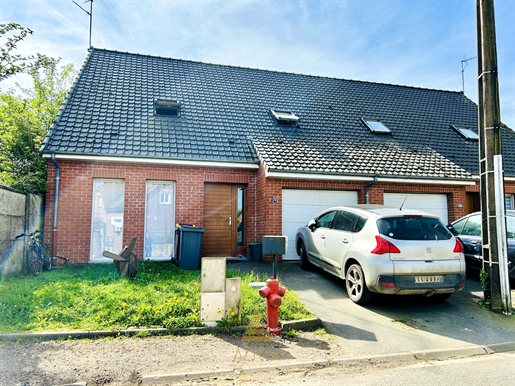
[201,350,515,386]
[232,260,515,359]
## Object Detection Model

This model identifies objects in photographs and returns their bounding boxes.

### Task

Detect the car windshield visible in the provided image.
[377,217,452,241]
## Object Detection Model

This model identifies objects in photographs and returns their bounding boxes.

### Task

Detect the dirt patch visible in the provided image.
[0,330,349,385]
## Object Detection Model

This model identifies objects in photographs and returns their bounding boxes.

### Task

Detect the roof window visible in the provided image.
[362,118,391,134]
[270,109,299,126]
[154,98,180,116]
[452,125,478,140]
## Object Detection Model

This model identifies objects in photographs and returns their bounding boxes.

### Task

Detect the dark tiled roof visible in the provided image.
[41,48,514,180]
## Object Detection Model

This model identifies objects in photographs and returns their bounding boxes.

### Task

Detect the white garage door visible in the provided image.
[282,189,358,260]
[384,193,449,224]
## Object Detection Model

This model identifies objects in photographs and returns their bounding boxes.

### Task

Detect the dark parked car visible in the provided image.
[448,211,515,278]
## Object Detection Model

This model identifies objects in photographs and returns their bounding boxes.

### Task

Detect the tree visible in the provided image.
[0,58,76,194]
[0,22,50,82]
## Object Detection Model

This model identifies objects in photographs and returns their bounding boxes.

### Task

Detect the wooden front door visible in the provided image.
[203,183,246,257]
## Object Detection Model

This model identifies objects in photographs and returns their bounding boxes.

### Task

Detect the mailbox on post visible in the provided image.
[262,235,287,279]
[262,236,287,255]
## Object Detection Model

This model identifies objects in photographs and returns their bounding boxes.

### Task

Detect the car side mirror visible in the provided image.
[308,219,317,231]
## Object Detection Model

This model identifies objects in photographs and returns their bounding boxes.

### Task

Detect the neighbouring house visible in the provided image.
[40,48,515,264]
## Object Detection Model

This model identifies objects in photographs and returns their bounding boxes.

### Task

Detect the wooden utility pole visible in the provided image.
[476,0,511,314]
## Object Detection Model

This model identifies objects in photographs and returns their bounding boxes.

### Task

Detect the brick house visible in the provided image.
[40,48,515,264]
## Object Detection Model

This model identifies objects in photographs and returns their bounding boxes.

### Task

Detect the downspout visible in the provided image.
[50,153,60,256]
[365,176,378,204]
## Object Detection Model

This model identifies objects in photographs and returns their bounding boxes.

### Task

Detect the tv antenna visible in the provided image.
[73,0,93,48]
[461,56,477,94]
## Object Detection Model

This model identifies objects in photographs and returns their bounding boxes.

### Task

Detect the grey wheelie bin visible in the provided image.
[174,226,205,270]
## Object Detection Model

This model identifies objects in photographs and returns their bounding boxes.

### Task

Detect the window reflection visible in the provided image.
[91,179,124,259]
[237,188,244,246]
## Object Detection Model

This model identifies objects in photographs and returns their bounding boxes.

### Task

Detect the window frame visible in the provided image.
[144,181,177,261]
[154,98,181,117]
[315,210,338,229]
[460,214,482,237]
[270,109,299,126]
[451,125,479,141]
[333,210,360,232]
[160,190,172,205]
[361,118,391,134]
[90,178,125,261]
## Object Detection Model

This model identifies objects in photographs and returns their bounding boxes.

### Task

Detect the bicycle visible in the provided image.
[15,230,52,276]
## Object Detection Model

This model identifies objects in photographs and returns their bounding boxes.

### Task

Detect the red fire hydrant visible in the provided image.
[259,277,286,334]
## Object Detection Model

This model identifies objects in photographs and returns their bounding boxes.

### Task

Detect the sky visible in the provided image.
[1,0,514,130]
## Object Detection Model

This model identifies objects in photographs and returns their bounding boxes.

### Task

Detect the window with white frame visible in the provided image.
[145,181,176,260]
[160,190,172,205]
[270,109,299,126]
[91,179,125,259]
[452,125,479,140]
[362,118,391,134]
[506,194,514,210]
[111,218,123,233]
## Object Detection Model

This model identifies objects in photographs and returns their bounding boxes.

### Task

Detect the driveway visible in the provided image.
[232,260,515,358]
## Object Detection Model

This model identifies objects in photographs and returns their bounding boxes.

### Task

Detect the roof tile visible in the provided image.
[41,48,515,179]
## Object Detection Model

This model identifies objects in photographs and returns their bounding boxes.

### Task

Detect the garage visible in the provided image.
[282,189,358,260]
[384,193,449,224]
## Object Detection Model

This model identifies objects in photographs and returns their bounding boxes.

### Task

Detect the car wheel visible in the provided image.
[346,263,373,304]
[299,241,312,270]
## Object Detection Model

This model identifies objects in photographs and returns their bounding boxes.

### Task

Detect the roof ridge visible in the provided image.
[88,47,464,96]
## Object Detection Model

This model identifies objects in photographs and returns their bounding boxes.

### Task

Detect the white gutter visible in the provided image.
[473,174,515,182]
[266,170,476,185]
[42,154,259,169]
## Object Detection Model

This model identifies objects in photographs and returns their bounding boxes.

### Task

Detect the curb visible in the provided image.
[281,317,322,332]
[140,342,515,385]
[0,318,322,342]
[141,360,331,385]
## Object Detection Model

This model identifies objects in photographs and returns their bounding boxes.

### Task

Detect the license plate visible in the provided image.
[414,276,444,283]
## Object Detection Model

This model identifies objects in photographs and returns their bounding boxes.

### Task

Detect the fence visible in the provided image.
[0,185,44,278]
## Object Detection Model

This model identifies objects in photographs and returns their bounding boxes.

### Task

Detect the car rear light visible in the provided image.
[453,238,464,253]
[402,214,422,218]
[371,235,401,254]
[381,281,396,287]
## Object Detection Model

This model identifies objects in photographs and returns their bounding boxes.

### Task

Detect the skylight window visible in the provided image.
[452,125,478,141]
[362,118,391,134]
[270,109,299,126]
[154,98,180,116]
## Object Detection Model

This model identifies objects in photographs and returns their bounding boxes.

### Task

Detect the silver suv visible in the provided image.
[295,204,466,304]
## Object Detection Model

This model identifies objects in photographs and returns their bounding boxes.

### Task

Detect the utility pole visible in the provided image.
[476,0,511,314]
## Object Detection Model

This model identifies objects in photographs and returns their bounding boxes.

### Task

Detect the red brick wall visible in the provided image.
[45,160,256,263]
[45,158,515,264]
[254,170,480,262]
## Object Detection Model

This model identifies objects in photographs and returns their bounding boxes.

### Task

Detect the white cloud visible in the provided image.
[1,0,513,128]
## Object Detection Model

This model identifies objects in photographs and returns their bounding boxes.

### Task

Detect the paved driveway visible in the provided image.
[232,260,515,358]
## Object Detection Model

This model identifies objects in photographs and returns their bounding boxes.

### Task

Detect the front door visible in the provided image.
[203,183,246,257]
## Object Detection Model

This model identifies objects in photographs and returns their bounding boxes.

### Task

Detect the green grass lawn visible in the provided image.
[0,261,312,333]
